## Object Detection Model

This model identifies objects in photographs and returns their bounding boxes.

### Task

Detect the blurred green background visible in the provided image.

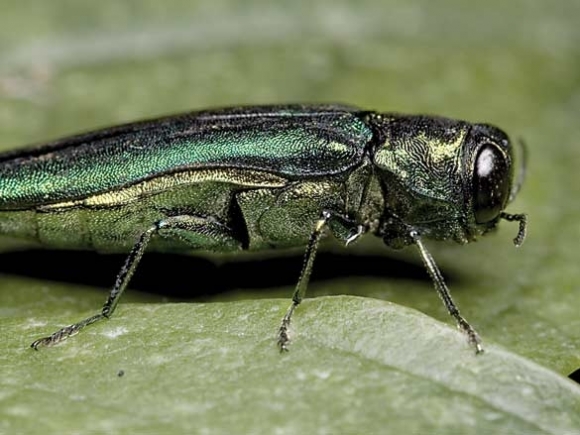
[1,1,579,433]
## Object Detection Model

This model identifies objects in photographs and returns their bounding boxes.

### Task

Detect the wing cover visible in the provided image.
[0,105,373,209]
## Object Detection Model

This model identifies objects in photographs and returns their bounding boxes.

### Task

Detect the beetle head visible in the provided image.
[368,114,526,247]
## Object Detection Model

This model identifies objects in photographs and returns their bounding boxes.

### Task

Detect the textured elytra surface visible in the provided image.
[0,106,371,207]
[0,0,579,434]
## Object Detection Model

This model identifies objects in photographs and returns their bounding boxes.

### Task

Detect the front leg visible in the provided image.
[31,215,242,349]
[411,231,483,354]
[277,211,365,352]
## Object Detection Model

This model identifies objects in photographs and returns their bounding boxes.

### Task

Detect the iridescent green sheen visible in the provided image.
[0,103,526,352]
[0,105,371,209]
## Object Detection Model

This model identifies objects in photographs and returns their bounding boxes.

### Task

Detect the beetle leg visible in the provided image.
[277,210,360,352]
[31,215,241,349]
[345,224,365,246]
[410,230,484,354]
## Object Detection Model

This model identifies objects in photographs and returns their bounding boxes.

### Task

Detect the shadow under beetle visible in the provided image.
[0,104,527,353]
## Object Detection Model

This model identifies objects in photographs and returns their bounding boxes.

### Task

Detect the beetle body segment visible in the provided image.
[0,104,526,352]
[0,105,380,252]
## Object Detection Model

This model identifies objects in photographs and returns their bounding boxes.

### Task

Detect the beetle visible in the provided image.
[0,104,527,353]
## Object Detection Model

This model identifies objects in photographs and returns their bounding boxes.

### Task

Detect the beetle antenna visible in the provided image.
[509,138,528,202]
[499,212,528,247]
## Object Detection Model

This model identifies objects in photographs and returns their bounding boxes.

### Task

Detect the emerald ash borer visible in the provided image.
[0,104,528,353]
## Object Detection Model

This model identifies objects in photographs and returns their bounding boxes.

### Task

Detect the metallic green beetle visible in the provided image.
[0,104,527,353]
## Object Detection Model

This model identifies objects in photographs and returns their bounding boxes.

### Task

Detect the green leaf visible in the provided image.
[2,297,579,434]
[1,0,579,433]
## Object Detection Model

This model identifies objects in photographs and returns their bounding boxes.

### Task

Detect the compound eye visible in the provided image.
[473,144,511,224]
